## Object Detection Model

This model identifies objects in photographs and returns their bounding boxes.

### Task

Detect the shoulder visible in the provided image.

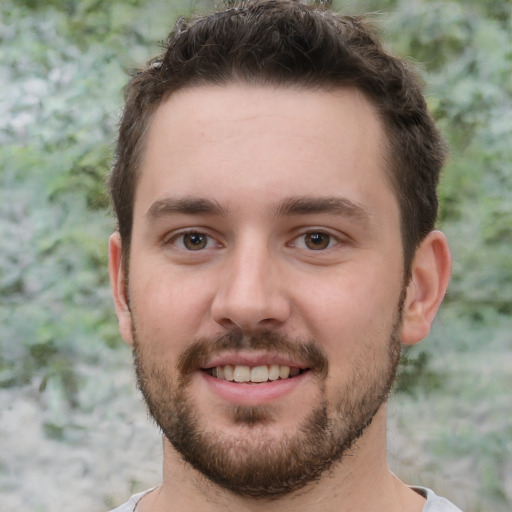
[412,486,464,512]
[107,488,157,512]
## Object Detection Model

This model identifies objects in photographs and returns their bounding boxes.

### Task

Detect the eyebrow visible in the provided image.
[145,196,226,219]
[274,196,371,221]
[145,195,371,222]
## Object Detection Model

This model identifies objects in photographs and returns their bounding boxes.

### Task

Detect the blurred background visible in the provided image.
[0,0,510,510]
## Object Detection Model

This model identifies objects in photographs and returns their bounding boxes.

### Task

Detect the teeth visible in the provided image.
[223,365,234,381]
[234,365,251,382]
[251,365,269,383]
[279,365,290,379]
[210,364,302,383]
[289,367,300,377]
[268,364,280,381]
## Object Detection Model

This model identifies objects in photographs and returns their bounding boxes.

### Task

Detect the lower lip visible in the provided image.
[200,371,309,406]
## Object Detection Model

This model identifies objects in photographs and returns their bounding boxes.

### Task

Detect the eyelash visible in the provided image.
[164,230,221,251]
[164,229,342,252]
[289,230,341,251]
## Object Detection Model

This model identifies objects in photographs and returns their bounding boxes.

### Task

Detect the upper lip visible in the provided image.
[202,350,310,370]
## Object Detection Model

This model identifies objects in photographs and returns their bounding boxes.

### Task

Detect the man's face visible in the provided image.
[115,84,408,497]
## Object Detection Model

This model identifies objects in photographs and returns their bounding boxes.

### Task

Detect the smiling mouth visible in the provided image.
[204,364,308,383]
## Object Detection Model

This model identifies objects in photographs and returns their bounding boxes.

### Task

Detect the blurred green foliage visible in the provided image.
[1,0,510,509]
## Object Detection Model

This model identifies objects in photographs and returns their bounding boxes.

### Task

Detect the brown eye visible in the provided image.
[182,232,208,250]
[304,232,331,250]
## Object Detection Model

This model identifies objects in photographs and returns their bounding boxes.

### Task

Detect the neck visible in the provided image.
[139,406,425,512]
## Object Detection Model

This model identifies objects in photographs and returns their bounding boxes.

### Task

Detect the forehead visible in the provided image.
[135,84,397,222]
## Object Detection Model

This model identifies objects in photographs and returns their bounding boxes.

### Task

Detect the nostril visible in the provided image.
[212,316,238,331]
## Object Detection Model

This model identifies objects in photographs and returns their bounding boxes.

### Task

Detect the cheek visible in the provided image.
[294,263,403,355]
[129,268,215,352]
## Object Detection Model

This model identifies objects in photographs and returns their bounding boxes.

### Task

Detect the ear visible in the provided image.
[401,230,452,345]
[109,232,134,345]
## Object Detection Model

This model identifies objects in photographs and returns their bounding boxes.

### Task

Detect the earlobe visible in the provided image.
[108,232,134,345]
[401,230,452,345]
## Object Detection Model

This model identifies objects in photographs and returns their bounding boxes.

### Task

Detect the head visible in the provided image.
[108,0,448,280]
[108,0,451,501]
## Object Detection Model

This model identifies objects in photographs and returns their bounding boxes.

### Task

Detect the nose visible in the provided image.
[210,239,291,332]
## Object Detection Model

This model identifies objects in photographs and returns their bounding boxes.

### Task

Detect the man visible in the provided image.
[107,1,458,510]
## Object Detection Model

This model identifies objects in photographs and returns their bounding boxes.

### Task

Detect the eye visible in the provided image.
[171,231,218,251]
[293,231,338,251]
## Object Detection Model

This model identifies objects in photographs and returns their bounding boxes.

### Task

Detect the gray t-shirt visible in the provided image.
[108,486,463,511]
[412,487,463,512]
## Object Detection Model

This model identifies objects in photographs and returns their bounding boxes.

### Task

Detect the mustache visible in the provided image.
[177,329,328,379]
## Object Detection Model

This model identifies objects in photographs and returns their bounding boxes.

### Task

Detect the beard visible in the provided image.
[131,308,403,500]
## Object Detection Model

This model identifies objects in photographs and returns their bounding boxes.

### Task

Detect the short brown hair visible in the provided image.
[109,0,447,275]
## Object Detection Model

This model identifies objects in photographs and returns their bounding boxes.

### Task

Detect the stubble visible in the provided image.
[132,319,402,499]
